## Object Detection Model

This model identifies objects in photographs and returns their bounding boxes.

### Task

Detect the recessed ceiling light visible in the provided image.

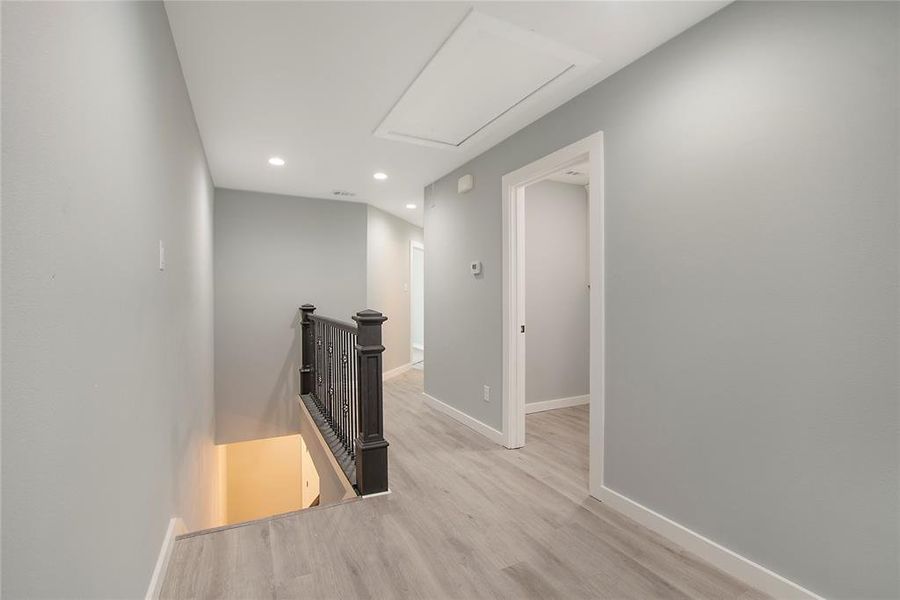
[406,203,417,209]
[268,157,285,166]
[373,172,388,180]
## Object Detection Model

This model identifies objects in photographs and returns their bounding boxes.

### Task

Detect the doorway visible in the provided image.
[410,240,425,370]
[523,171,590,414]
[501,131,605,496]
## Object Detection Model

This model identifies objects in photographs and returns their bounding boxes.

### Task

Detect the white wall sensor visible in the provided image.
[469,260,482,276]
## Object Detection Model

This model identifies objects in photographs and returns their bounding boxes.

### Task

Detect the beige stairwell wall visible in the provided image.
[366,205,424,373]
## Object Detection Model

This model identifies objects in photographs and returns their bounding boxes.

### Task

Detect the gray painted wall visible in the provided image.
[2,2,219,597]
[214,189,367,444]
[524,181,589,404]
[424,2,899,597]
[366,206,424,372]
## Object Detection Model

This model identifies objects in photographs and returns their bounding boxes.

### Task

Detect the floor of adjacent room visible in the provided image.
[161,369,768,599]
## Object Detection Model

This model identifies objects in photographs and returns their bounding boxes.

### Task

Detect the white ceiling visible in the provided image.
[165,1,728,226]
[372,9,599,149]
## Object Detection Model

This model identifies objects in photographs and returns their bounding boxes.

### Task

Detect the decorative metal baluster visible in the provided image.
[326,323,332,425]
[312,319,317,404]
[335,326,340,433]
[330,324,336,427]
[320,320,326,409]
[342,329,349,452]
[350,332,358,459]
[348,331,355,453]
[321,321,327,412]
[347,330,353,453]
[338,328,345,448]
[319,321,325,414]
[328,324,334,428]
[332,324,338,428]
[315,320,322,408]
[351,331,357,453]
[327,323,332,423]
[321,322,326,416]
[346,330,353,452]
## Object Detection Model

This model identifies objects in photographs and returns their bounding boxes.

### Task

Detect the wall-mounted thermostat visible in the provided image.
[458,174,474,194]
[469,261,482,276]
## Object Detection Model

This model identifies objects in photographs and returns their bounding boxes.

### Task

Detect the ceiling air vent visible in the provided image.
[374,10,596,150]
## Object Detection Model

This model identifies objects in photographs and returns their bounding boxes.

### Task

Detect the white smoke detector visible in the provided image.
[458,174,474,194]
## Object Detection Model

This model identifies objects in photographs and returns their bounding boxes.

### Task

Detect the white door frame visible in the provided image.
[501,131,605,495]
[409,240,425,358]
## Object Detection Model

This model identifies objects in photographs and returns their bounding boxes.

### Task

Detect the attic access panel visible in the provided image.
[374,10,597,150]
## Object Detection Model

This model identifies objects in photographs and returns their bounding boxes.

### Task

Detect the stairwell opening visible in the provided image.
[216,433,321,526]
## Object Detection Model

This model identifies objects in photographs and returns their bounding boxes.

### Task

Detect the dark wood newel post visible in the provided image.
[353,309,389,495]
[299,304,316,396]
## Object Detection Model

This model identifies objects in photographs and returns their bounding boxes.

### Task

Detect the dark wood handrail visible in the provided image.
[308,313,357,333]
[299,304,389,496]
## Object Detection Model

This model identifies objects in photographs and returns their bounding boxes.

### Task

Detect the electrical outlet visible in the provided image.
[483,385,490,403]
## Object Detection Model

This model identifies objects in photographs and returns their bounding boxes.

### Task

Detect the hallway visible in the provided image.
[161,370,767,599]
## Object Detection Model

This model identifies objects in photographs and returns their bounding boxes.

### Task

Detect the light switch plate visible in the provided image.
[158,241,166,271]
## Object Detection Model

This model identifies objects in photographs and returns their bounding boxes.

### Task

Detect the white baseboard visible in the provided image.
[596,486,823,600]
[422,392,504,445]
[383,363,412,381]
[381,363,412,381]
[525,394,589,414]
[145,517,186,600]
[362,489,392,499]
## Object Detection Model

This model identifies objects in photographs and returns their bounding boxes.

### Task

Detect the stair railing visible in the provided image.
[299,304,389,495]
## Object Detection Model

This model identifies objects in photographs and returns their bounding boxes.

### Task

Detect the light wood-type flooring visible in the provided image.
[161,369,767,599]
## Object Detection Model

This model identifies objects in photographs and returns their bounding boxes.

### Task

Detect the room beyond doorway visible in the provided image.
[523,173,590,417]
[410,240,424,370]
